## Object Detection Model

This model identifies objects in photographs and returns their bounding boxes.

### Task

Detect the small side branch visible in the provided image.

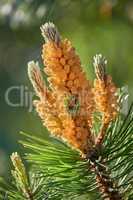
[86,148,123,200]
[95,120,109,145]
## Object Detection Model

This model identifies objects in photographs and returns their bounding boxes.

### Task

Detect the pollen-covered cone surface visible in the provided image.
[41,24,94,127]
[28,61,63,136]
[93,54,118,125]
[94,75,118,124]
[28,22,95,154]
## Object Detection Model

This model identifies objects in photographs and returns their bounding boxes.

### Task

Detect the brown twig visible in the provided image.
[26,189,34,200]
[86,147,123,200]
[95,119,109,146]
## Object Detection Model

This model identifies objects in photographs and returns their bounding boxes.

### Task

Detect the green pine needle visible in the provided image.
[20,132,99,199]
[102,103,133,198]
[1,100,133,199]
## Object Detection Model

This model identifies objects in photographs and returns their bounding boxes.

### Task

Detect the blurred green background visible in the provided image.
[0,0,133,177]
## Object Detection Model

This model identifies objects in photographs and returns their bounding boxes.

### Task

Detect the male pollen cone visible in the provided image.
[93,54,118,125]
[28,22,95,155]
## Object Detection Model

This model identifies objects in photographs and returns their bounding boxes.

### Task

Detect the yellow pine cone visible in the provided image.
[93,54,118,125]
[33,97,66,137]
[41,22,94,127]
[28,59,94,154]
[28,24,119,153]
[34,96,94,154]
[27,22,96,154]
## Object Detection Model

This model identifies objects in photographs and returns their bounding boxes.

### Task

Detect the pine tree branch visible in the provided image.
[1,22,133,200]
[19,108,133,200]
[86,147,123,200]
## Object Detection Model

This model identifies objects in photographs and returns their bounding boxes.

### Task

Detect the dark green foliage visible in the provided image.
[103,103,133,198]
[0,102,133,199]
[20,133,99,199]
[0,171,50,200]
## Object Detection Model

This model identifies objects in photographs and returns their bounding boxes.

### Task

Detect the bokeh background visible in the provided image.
[0,0,133,178]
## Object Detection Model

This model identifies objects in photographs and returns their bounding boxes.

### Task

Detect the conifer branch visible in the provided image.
[1,22,133,200]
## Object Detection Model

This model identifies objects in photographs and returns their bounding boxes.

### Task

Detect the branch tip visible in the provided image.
[93,54,107,81]
[40,22,61,44]
[28,61,45,97]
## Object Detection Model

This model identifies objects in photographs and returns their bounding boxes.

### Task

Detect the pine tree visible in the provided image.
[0,22,133,200]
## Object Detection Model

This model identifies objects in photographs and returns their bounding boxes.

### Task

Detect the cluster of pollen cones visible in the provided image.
[28,22,119,156]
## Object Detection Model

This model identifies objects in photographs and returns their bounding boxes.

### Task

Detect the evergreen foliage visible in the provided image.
[0,101,133,199]
[0,20,133,200]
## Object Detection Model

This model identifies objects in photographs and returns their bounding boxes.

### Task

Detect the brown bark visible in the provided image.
[86,147,123,200]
